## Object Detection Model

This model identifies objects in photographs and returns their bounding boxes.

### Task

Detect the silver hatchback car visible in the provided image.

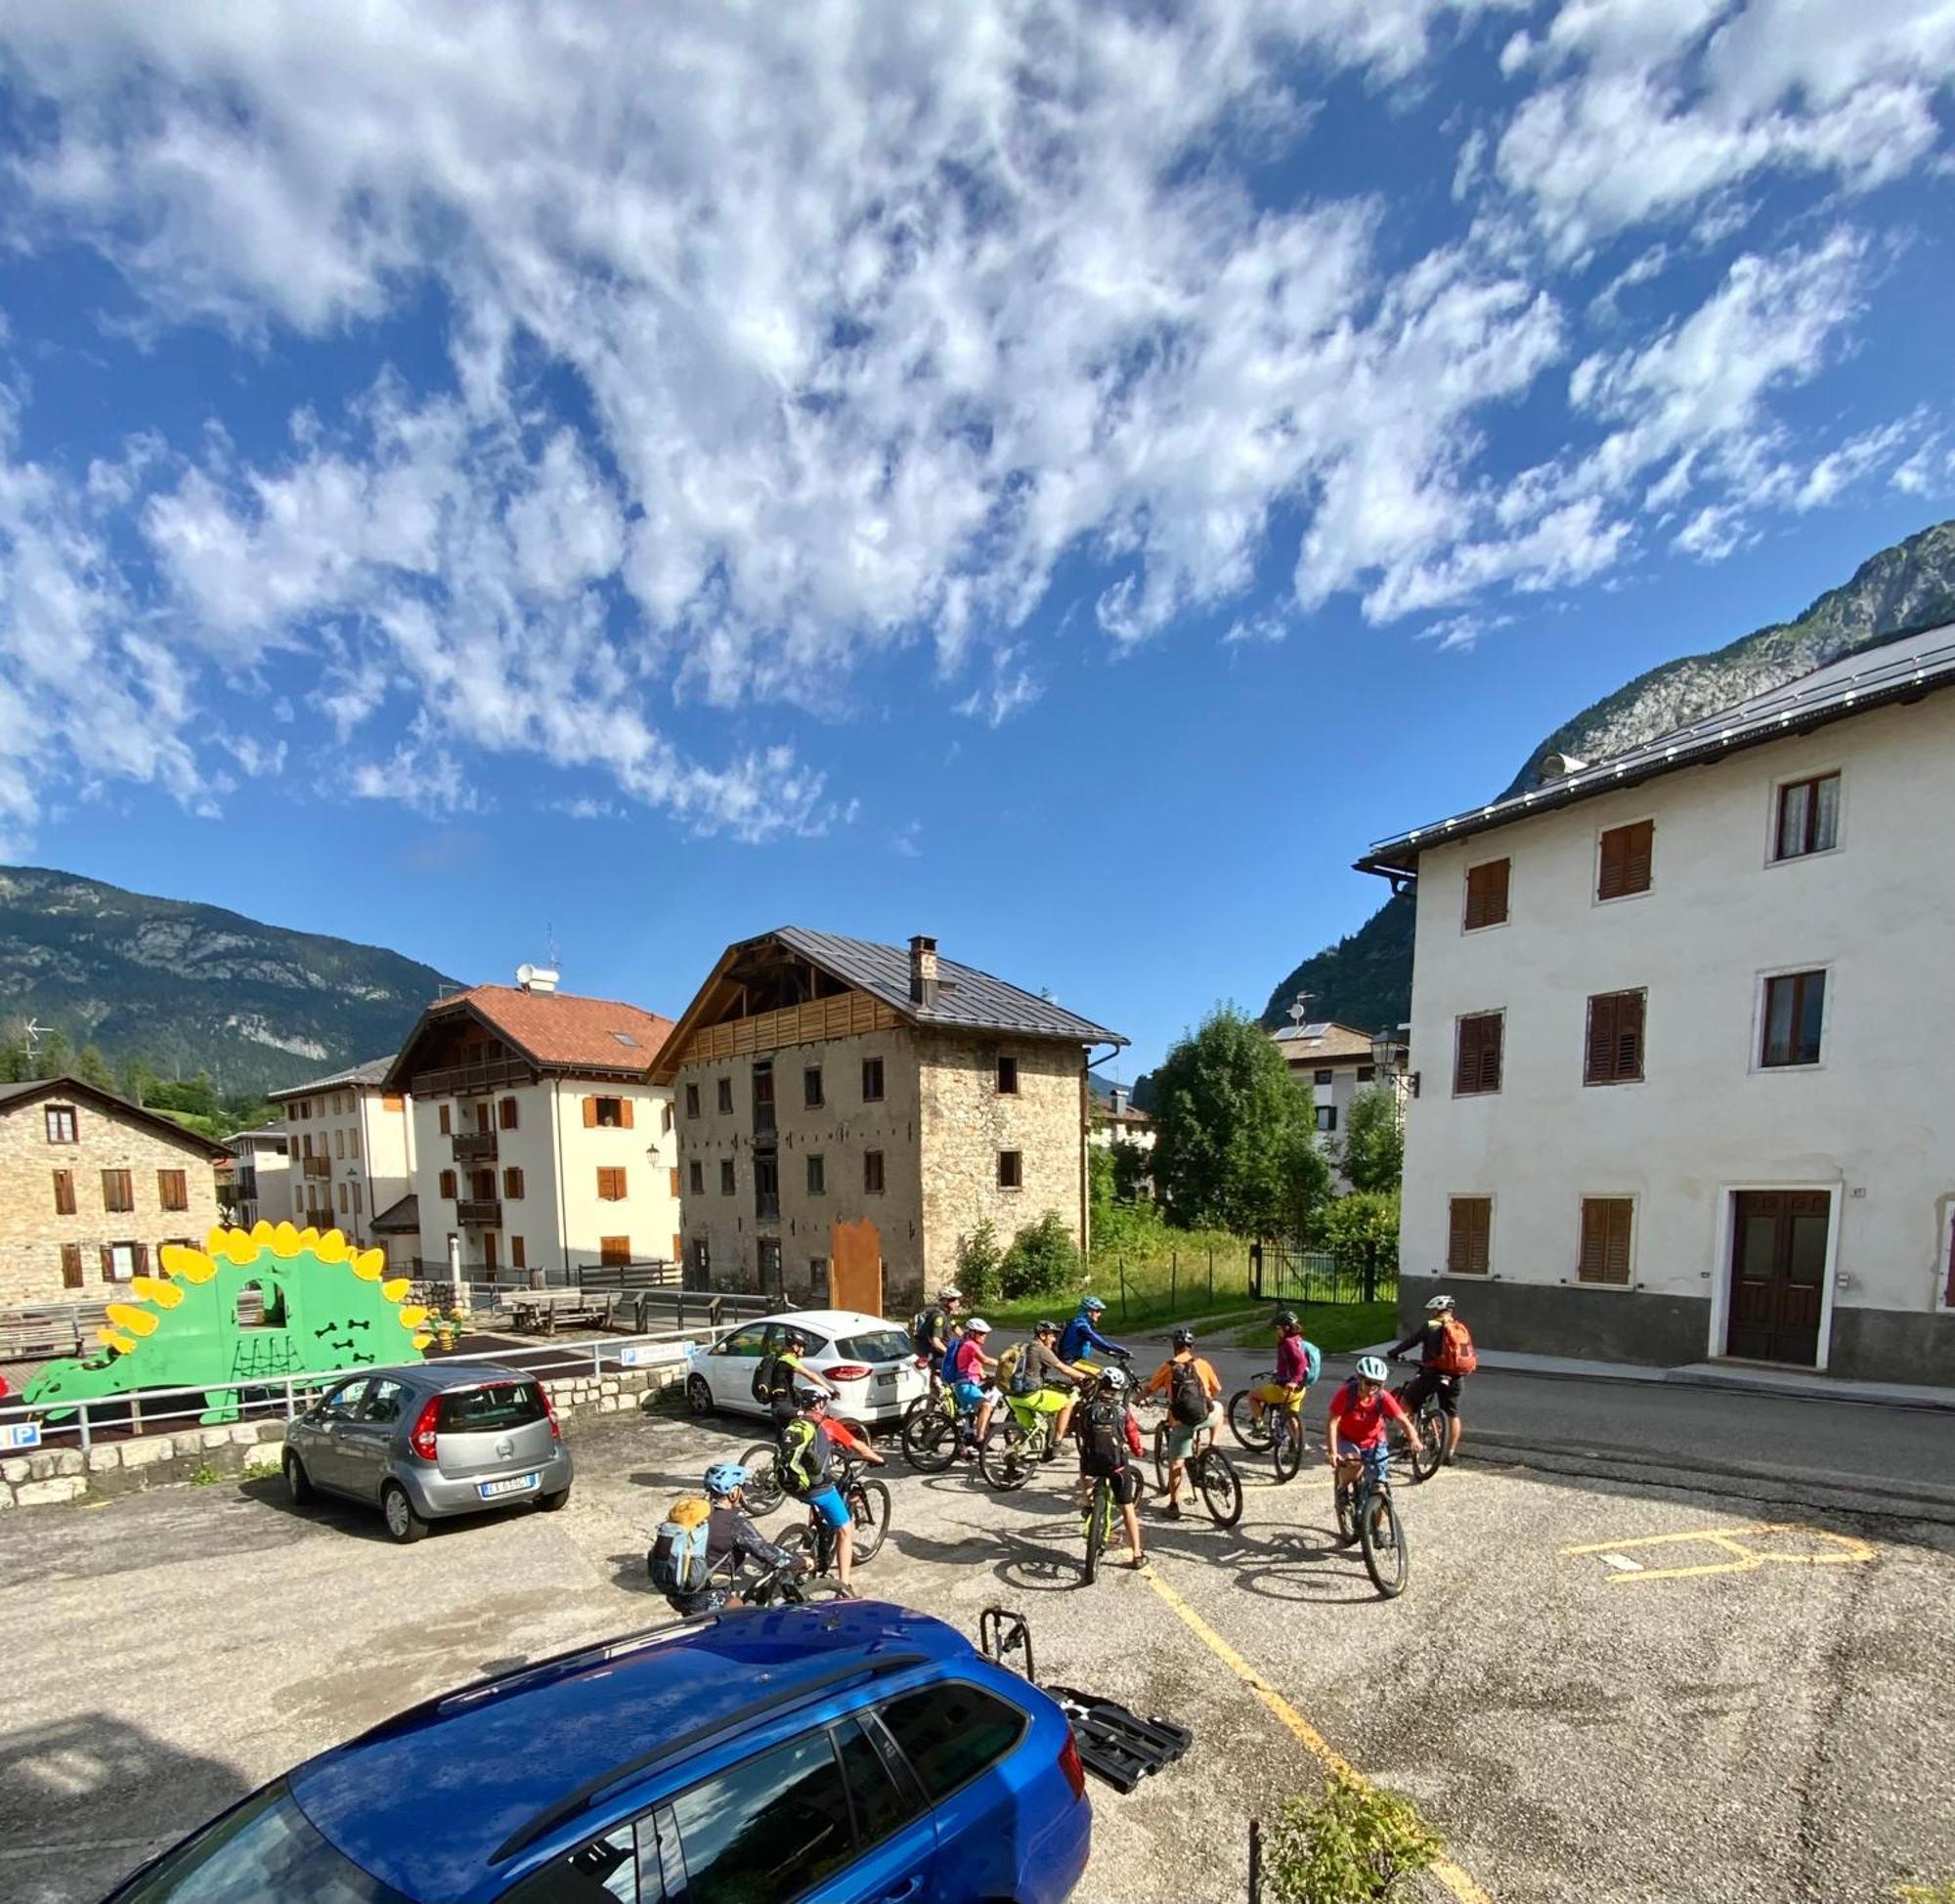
[282,1362,574,1543]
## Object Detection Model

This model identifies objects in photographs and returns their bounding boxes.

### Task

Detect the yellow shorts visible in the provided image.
[1253,1381,1305,1412]
[1026,1386,1070,1415]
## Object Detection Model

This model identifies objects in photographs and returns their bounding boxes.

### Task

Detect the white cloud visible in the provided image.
[545,795,620,821]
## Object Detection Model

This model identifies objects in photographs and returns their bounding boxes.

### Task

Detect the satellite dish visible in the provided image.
[516,963,537,988]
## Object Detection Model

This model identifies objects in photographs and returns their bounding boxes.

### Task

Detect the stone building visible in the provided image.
[0,1076,227,1305]
[652,928,1125,1308]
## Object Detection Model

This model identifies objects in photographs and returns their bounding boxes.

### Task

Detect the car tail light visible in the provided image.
[826,1363,873,1382]
[541,1386,561,1440]
[410,1397,441,1461]
[1058,1730,1087,1801]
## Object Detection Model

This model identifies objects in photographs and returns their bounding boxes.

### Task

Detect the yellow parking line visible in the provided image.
[1560,1522,1876,1583]
[1142,1564,1494,1904]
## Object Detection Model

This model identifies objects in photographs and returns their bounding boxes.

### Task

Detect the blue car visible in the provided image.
[104,1602,1092,1904]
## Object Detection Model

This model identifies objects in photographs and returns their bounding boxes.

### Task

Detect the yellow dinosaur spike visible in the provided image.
[398,1305,429,1330]
[412,1332,434,1351]
[97,1326,138,1355]
[316,1231,350,1264]
[272,1223,304,1258]
[251,1219,275,1244]
[105,1301,159,1336]
[221,1229,262,1266]
[380,1277,411,1303]
[353,1249,385,1281]
[164,1245,219,1284]
[130,1274,182,1308]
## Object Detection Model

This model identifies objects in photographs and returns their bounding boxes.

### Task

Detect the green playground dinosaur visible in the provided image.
[23,1222,431,1426]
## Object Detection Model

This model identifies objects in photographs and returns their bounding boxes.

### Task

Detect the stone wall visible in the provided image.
[0,1361,686,1512]
[0,1096,222,1306]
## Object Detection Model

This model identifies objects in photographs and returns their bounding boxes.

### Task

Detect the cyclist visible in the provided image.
[946,1317,998,1456]
[1247,1309,1321,1450]
[661,1462,807,1617]
[756,1327,838,1428]
[1325,1354,1423,1543]
[975,1319,1090,1450]
[1058,1294,1128,1368]
[1076,1365,1147,1570]
[776,1388,877,1594]
[911,1285,964,1392]
[1141,1326,1223,1520]
[1389,1293,1470,1462]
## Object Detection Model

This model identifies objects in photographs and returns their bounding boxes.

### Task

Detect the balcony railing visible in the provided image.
[302,1156,330,1179]
[453,1130,499,1162]
[456,1198,502,1228]
[410,1057,535,1098]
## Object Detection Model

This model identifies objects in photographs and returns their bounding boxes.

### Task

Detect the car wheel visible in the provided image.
[381,1482,428,1544]
[685,1374,715,1416]
[536,1487,571,1513]
[282,1450,315,1507]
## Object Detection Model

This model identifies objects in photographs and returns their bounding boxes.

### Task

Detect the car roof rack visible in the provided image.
[490,1649,929,1865]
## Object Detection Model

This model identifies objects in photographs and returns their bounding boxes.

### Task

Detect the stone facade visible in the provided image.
[0,1088,223,1306]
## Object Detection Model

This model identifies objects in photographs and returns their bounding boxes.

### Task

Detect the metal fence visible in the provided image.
[1249,1240,1396,1306]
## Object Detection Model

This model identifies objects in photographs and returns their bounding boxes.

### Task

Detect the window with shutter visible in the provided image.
[438,1103,452,1136]
[439,1169,457,1199]
[499,1096,519,1130]
[1597,820,1654,900]
[1578,1198,1634,1285]
[158,1169,189,1211]
[102,1169,135,1214]
[503,1167,525,1199]
[1463,857,1510,930]
[599,1235,630,1268]
[510,1235,527,1271]
[61,1242,83,1288]
[53,1170,75,1216]
[1447,1197,1492,1276]
[597,1166,628,1201]
[1585,990,1645,1085]
[1453,1014,1503,1096]
[669,1166,680,1198]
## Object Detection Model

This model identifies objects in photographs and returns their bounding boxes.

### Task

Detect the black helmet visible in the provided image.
[784,1329,807,1350]
[1172,1327,1195,1350]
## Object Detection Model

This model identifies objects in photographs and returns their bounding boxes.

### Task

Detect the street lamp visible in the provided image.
[1371,1029,1415,1106]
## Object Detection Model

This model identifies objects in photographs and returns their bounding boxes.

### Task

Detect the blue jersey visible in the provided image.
[1059,1314,1122,1364]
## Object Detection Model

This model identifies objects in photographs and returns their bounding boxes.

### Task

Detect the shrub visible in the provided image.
[1261,1772,1443,1904]
[954,1220,1002,1306]
[999,1211,1079,1301]
[1308,1190,1401,1289]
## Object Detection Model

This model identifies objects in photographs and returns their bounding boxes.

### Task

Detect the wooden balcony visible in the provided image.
[456,1198,502,1228]
[452,1130,499,1162]
[411,1056,536,1098]
[302,1155,331,1179]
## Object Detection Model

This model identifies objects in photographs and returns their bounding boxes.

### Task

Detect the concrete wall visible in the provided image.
[0,1099,221,1305]
[1400,692,1955,1380]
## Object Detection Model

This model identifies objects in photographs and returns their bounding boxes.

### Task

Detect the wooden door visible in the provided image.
[1726,1191,1828,1364]
[482,1232,499,1277]
[758,1238,783,1303]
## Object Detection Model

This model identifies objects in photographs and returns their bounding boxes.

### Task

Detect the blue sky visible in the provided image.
[0,2,1950,1076]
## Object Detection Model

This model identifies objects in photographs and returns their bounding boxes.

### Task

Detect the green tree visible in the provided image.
[74,1044,117,1093]
[998,1210,1079,1300]
[0,1036,30,1083]
[1309,1190,1401,1293]
[1110,1141,1152,1205]
[1150,1005,1327,1235]
[119,1055,158,1104]
[953,1219,1002,1306]
[33,1028,70,1079]
[1339,1087,1405,1194]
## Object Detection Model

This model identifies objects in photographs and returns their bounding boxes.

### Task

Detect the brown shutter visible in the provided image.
[135,1243,150,1277]
[61,1242,83,1288]
[1586,994,1617,1084]
[1597,827,1625,898]
[99,1245,114,1282]
[1465,858,1510,930]
[1624,820,1653,892]
[1580,1199,1633,1284]
[1454,1020,1476,1096]
[670,1167,680,1198]
[583,1095,597,1128]
[620,1098,634,1130]
[1447,1197,1491,1276]
[1617,992,1644,1080]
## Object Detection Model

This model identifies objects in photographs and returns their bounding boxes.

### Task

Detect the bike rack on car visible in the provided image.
[978,1607,1192,1795]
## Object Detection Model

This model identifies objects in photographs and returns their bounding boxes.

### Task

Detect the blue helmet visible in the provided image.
[1081,1296,1107,1314]
[704,1462,749,1497]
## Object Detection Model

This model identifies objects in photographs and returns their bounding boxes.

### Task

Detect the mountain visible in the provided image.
[0,866,463,1091]
[1262,517,1955,1032]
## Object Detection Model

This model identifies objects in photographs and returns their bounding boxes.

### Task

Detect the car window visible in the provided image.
[498,1823,650,1904]
[319,1379,371,1421]
[358,1379,409,1425]
[876,1683,1026,1803]
[837,1329,912,1363]
[712,1325,768,1359]
[438,1381,545,1431]
[669,1731,854,1904]
[834,1717,924,1851]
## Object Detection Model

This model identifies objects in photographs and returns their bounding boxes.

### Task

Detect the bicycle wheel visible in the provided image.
[738,1444,784,1514]
[1082,1479,1108,1585]
[1227,1387,1272,1450]
[898,1391,933,1439]
[849,1479,891,1564]
[1195,1450,1243,1528]
[1407,1407,1444,1484]
[1359,1488,1410,1598]
[1334,1482,1358,1546]
[979,1421,1035,1492]
[1152,1421,1171,1493]
[777,1524,810,1565]
[904,1406,958,1473]
[1271,1411,1303,1484]
[784,1577,850,1605]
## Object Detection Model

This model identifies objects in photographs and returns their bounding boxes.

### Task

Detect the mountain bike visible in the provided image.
[1334,1447,1410,1598]
[1079,1466,1141,1585]
[1148,1406,1243,1526]
[900,1382,978,1472]
[1226,1378,1306,1482]
[741,1551,849,1608]
[1389,1382,1448,1485]
[777,1456,891,1577]
[738,1439,787,1513]
[978,1384,1074,1491]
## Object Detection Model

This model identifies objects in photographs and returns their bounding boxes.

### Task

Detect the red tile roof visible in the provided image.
[432,984,675,1073]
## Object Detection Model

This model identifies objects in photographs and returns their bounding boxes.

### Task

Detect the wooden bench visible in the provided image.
[0,1303,109,1362]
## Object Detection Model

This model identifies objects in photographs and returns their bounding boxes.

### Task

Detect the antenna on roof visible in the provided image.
[546,923,562,971]
[1286,992,1315,1028]
[22,1018,46,1066]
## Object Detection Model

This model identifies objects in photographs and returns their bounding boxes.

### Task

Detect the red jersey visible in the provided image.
[1327,1379,1407,1450]
[817,1415,874,1459]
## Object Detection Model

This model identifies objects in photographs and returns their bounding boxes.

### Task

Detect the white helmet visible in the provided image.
[968,1317,992,1334]
[1425,1293,1455,1314]
[938,1285,963,1303]
[1355,1355,1390,1383]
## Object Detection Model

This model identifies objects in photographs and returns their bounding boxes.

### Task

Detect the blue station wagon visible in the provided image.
[103,1602,1093,1904]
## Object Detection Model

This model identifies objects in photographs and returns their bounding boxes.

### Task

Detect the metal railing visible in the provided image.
[452,1130,499,1162]
[456,1198,501,1227]
[1249,1241,1397,1305]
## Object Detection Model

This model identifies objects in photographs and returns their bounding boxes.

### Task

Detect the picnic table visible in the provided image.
[505,1288,612,1336]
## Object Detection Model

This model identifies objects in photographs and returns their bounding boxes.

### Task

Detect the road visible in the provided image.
[5,1385,1953,1904]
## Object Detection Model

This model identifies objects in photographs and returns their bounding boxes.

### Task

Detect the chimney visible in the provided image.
[1109,1085,1128,1115]
[908,934,938,1008]
[516,963,560,995]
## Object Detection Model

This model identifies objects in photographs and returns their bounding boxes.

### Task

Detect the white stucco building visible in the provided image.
[267,1059,415,1250]
[1358,623,1955,1386]
[1269,1008,1409,1190]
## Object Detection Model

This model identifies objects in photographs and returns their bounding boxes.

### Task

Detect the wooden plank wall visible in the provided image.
[682,991,900,1065]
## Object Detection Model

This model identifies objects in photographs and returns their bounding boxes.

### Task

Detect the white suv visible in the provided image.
[681,1309,927,1426]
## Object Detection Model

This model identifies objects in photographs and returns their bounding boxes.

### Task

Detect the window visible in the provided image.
[877,1682,1027,1802]
[503,1166,525,1199]
[997,1149,1022,1189]
[997,1055,1019,1094]
[837,1714,927,1856]
[157,1169,189,1212]
[301,1134,313,1159]
[510,1235,527,1271]
[600,1235,631,1267]
[597,1166,629,1201]
[382,1093,405,1111]
[1447,1196,1492,1276]
[499,1096,519,1130]
[864,1149,886,1195]
[1357,1064,1376,1082]
[1315,1104,1337,1132]
[685,1081,701,1118]
[438,1103,452,1136]
[719,1158,736,1195]
[688,1159,704,1195]
[1585,990,1646,1085]
[334,1129,345,1159]
[505,1824,639,1904]
[1579,1197,1634,1285]
[1761,971,1826,1067]
[358,1377,409,1425]
[806,1152,825,1194]
[662,1102,673,1134]
[439,1168,457,1199]
[669,1165,681,1198]
[286,1104,298,1121]
[53,1170,75,1216]
[689,1234,711,1280]
[1453,1013,1503,1096]
[337,1183,348,1213]
[670,1730,858,1904]
[101,1169,134,1214]
[1597,819,1654,900]
[755,1154,779,1218]
[101,1241,144,1282]
[348,1128,360,1159]
[60,1242,83,1288]
[586,1095,630,1129]
[1314,1068,1334,1086]
[861,1057,885,1103]
[439,1381,546,1432]
[1463,856,1511,930]
[352,1182,363,1216]
[1775,772,1840,861]
[801,1064,824,1108]
[45,1104,78,1145]
[717,1077,734,1115]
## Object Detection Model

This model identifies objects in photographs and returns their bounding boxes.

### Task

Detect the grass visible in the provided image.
[1223,1301,1398,1357]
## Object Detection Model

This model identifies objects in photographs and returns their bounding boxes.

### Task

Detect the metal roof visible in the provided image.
[1358,620,1955,876]
[770,926,1125,1045]
[267,1056,396,1101]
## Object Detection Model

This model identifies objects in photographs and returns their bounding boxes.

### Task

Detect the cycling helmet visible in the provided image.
[1097,1365,1129,1393]
[1355,1355,1390,1384]
[1275,1309,1298,1329]
[704,1461,749,1498]
[1033,1319,1059,1336]
[783,1330,807,1351]
[968,1318,992,1335]
[938,1285,963,1303]
[1171,1327,1195,1349]
[1082,1296,1107,1314]
[1424,1293,1456,1314]
[796,1385,829,1408]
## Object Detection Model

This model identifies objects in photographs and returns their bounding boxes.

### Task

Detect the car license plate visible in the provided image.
[875,1371,894,1390]
[479,1473,540,1499]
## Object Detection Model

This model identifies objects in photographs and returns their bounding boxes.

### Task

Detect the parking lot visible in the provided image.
[5,1396,1953,1904]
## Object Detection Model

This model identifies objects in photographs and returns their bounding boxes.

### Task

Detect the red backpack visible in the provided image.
[1432,1316,1478,1377]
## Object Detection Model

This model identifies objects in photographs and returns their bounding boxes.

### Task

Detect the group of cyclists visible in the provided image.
[654,1282,1474,1611]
